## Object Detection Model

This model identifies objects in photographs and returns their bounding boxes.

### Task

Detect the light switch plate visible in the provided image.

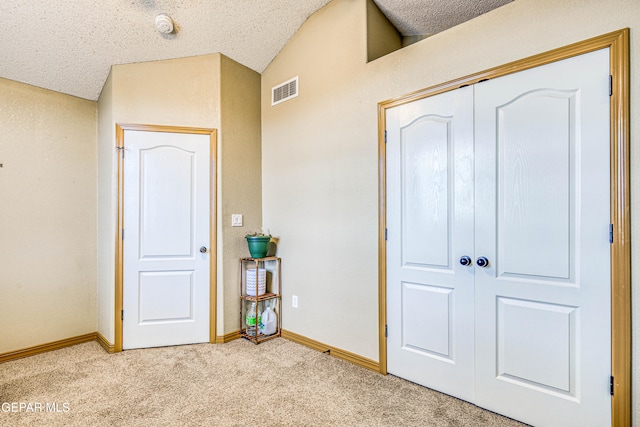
[231,214,243,227]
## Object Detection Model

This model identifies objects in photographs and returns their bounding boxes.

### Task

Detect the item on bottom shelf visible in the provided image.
[259,306,277,336]
[245,302,261,336]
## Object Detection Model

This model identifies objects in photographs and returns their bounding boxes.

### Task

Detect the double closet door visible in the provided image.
[386,49,611,427]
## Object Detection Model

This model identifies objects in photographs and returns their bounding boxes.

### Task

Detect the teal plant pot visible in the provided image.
[246,236,271,258]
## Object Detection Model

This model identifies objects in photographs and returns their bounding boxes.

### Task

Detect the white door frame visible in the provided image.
[115,123,217,352]
[378,29,630,425]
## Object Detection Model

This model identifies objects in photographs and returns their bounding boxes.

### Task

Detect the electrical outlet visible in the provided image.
[292,295,298,308]
[231,214,243,227]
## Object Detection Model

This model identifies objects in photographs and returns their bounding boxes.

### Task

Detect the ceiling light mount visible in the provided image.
[155,14,174,34]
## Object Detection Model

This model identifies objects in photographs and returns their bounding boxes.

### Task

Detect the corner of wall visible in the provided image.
[366,0,402,62]
[97,69,116,344]
[219,54,262,336]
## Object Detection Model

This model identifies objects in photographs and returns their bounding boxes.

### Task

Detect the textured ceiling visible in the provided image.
[0,0,512,101]
[374,0,513,36]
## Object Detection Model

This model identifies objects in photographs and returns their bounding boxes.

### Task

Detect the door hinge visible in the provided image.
[121,310,124,321]
[610,375,614,396]
[121,228,124,240]
[385,228,388,241]
[609,75,613,97]
[116,146,125,158]
[609,223,614,244]
[384,130,387,144]
[385,324,388,338]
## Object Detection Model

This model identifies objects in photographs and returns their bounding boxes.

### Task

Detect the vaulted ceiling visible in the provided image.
[0,0,512,101]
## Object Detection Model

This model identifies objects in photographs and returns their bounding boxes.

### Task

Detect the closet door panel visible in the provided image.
[473,48,611,427]
[386,86,475,402]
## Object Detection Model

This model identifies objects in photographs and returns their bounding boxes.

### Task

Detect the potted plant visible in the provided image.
[245,232,272,259]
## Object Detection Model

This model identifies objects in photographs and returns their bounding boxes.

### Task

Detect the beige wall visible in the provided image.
[0,78,97,353]
[366,0,401,62]
[112,56,221,128]
[262,0,378,358]
[219,56,262,335]
[97,54,262,341]
[261,0,640,418]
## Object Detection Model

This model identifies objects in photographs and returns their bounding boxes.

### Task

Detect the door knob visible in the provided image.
[199,246,208,253]
[476,256,489,268]
[459,256,472,266]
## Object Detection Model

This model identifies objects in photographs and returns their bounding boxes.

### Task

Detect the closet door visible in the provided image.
[473,48,611,426]
[386,87,475,401]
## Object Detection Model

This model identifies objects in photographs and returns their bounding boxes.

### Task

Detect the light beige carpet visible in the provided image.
[1,338,526,426]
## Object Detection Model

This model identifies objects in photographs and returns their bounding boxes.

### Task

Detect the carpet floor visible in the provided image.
[1,338,527,426]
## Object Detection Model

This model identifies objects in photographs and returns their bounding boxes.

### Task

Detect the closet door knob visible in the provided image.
[200,246,208,253]
[476,257,489,268]
[459,256,472,266]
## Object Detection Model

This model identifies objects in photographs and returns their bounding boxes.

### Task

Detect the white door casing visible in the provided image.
[386,49,611,427]
[122,129,211,350]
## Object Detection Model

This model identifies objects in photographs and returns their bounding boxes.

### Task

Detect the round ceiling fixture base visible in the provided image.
[155,14,174,34]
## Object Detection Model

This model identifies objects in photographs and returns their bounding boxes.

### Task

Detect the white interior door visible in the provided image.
[386,87,476,401]
[473,48,611,427]
[386,49,611,427]
[123,129,211,350]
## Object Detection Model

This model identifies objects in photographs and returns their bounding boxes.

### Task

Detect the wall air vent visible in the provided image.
[272,76,299,106]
